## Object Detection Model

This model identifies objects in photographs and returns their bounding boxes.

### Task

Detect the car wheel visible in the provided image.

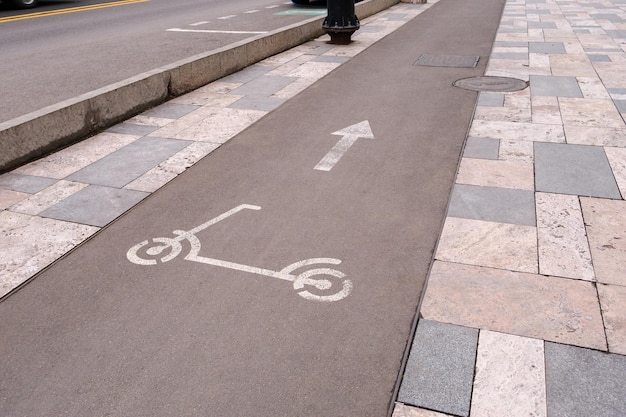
[7,0,38,9]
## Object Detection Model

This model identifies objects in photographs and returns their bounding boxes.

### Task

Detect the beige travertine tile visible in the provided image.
[550,54,597,76]
[532,96,562,124]
[0,189,30,209]
[605,147,626,198]
[421,261,607,350]
[456,158,534,190]
[598,283,626,355]
[170,91,242,107]
[0,211,98,298]
[581,198,626,286]
[9,181,89,216]
[12,132,140,179]
[536,193,595,281]
[393,403,453,417]
[150,107,266,143]
[436,217,538,273]
[565,126,626,147]
[559,98,625,128]
[473,106,532,123]
[170,108,267,143]
[126,115,173,128]
[499,139,534,162]
[471,331,547,417]
[469,120,565,143]
[577,77,611,99]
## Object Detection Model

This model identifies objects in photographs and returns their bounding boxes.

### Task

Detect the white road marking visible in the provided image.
[167,28,269,34]
[245,9,260,13]
[126,205,353,302]
[315,121,375,171]
[190,21,210,26]
[218,14,237,19]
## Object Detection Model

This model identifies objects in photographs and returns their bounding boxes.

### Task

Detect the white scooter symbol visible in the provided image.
[127,204,352,302]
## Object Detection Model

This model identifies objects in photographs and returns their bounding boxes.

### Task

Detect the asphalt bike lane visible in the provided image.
[0,0,505,415]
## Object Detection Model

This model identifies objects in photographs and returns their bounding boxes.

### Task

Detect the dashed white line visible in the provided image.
[167,28,269,34]
[218,15,237,19]
[245,9,260,13]
[190,21,209,26]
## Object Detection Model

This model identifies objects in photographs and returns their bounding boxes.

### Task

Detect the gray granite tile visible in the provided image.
[66,137,190,188]
[490,52,528,60]
[614,100,626,113]
[592,14,624,22]
[607,30,626,38]
[477,93,505,107]
[228,95,286,112]
[230,75,295,96]
[535,143,621,198]
[528,22,557,29]
[463,137,500,159]
[312,55,351,64]
[142,103,201,120]
[398,320,477,417]
[40,185,148,227]
[106,123,159,136]
[530,76,582,98]
[545,343,626,417]
[448,184,536,226]
[608,88,626,95]
[220,65,273,83]
[529,42,567,54]
[495,41,529,47]
[0,173,57,194]
[588,54,611,62]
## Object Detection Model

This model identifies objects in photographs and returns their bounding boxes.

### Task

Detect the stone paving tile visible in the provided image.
[9,180,89,216]
[534,142,621,198]
[0,189,29,209]
[605,146,626,197]
[530,75,583,97]
[559,97,625,127]
[124,142,221,193]
[392,403,453,417]
[581,197,626,286]
[66,137,191,188]
[106,122,160,136]
[39,185,148,227]
[436,217,538,273]
[564,125,626,147]
[448,184,536,226]
[531,95,563,124]
[0,211,98,298]
[456,158,535,190]
[598,283,626,355]
[11,132,141,179]
[0,173,58,194]
[462,137,500,159]
[545,342,626,417]
[398,320,477,417]
[141,103,201,119]
[229,75,295,96]
[469,119,565,143]
[228,95,286,112]
[536,192,595,281]
[421,261,607,350]
[470,331,547,417]
[498,138,535,161]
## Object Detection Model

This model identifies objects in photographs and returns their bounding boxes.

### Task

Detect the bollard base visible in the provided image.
[327,30,356,45]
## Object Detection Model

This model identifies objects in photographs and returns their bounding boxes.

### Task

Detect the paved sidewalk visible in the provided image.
[1,0,626,415]
[395,0,626,415]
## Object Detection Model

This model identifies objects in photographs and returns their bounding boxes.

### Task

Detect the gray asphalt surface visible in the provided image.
[0,0,505,415]
[0,0,324,123]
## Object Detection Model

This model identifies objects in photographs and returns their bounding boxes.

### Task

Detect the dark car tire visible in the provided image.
[6,0,38,8]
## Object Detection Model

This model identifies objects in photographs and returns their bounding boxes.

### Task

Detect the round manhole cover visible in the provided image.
[453,76,528,92]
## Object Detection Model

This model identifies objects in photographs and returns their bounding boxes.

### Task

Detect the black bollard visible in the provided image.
[323,0,360,45]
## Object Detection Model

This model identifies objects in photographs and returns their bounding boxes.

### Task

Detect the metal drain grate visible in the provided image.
[414,54,480,68]
[453,76,528,92]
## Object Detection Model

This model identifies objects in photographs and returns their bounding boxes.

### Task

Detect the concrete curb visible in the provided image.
[0,0,398,173]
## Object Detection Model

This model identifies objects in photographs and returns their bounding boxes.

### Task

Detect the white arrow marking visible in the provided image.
[314,121,375,171]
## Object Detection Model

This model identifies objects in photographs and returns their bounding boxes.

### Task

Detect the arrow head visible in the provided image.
[332,120,375,139]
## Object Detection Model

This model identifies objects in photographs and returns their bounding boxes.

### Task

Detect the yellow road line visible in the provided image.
[0,0,150,23]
